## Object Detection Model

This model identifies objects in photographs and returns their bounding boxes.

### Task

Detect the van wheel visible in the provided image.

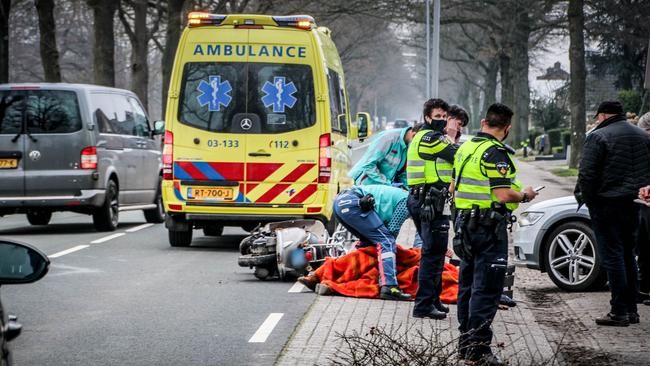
[93,180,119,232]
[144,185,165,223]
[203,225,224,237]
[169,228,193,247]
[27,210,52,226]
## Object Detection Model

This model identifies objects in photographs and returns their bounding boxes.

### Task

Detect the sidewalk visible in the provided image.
[276,159,650,365]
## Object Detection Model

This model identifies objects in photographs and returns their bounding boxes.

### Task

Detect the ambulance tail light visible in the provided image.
[188,12,226,27]
[80,146,97,169]
[318,133,331,183]
[162,130,173,180]
[272,15,315,30]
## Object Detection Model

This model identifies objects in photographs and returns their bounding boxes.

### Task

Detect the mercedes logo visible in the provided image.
[29,150,41,161]
[240,118,253,130]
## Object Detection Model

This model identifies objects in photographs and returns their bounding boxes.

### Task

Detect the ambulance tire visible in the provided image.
[240,222,260,232]
[202,225,224,237]
[326,214,338,236]
[169,228,193,247]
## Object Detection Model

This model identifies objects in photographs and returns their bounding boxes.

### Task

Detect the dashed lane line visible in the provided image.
[49,245,90,259]
[91,233,126,244]
[288,282,306,293]
[126,223,154,233]
[248,313,284,343]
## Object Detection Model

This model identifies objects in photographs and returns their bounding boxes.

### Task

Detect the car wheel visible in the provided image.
[240,222,260,232]
[545,221,605,291]
[202,225,224,237]
[26,210,52,226]
[93,180,119,232]
[169,228,193,247]
[144,184,165,223]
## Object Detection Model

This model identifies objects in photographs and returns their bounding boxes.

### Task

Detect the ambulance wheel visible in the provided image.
[169,228,193,247]
[240,222,260,232]
[202,225,224,237]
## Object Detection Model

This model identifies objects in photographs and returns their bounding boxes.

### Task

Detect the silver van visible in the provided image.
[0,83,164,231]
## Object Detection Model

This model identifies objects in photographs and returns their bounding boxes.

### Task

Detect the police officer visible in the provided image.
[407,98,458,320]
[332,184,412,301]
[452,103,538,365]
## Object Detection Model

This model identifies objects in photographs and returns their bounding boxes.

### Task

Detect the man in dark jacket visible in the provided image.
[577,101,650,326]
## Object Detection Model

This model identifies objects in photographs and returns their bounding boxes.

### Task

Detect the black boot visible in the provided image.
[434,299,449,313]
[595,312,629,327]
[379,286,411,301]
[412,308,447,320]
[629,312,640,324]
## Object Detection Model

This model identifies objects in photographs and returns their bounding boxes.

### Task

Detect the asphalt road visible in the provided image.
[0,137,374,366]
[0,212,314,366]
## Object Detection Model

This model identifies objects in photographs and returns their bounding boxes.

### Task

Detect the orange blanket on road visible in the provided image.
[314,245,459,303]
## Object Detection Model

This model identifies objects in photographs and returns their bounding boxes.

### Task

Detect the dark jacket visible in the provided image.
[577,114,650,205]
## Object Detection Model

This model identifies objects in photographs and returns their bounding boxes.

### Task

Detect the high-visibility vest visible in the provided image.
[406,130,453,186]
[453,137,518,210]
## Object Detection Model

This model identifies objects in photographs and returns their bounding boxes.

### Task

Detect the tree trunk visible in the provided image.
[568,0,586,169]
[499,51,513,110]
[510,9,531,145]
[0,0,10,83]
[35,0,61,82]
[162,0,185,117]
[87,0,117,86]
[482,58,498,119]
[132,0,148,109]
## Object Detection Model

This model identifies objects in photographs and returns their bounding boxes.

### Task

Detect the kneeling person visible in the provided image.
[333,185,411,301]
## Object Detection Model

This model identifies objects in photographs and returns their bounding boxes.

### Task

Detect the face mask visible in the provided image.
[430,119,446,132]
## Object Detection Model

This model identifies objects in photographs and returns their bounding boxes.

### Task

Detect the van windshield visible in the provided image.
[0,90,82,134]
[179,62,315,134]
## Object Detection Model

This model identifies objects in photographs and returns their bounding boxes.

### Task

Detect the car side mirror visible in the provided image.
[153,120,165,136]
[355,112,372,142]
[0,240,50,285]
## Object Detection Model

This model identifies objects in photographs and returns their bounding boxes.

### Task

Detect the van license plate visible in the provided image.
[187,186,234,200]
[0,159,17,169]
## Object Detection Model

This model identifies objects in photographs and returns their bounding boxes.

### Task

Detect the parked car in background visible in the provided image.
[0,239,50,366]
[0,83,165,231]
[513,196,605,291]
[393,119,410,129]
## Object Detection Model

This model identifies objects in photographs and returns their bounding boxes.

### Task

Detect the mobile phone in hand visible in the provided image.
[534,185,546,192]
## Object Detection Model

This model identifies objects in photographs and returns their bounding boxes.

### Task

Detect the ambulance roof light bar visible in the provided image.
[188,12,226,27]
[272,15,315,30]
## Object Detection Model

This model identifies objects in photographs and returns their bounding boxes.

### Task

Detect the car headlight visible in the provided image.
[518,211,544,226]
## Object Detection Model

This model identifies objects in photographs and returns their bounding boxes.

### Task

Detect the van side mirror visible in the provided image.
[153,120,165,135]
[355,112,372,142]
[0,240,50,285]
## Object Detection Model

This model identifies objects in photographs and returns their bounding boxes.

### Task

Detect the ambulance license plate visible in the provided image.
[0,158,17,169]
[187,186,234,200]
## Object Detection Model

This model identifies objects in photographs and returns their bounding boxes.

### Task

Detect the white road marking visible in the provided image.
[126,223,154,233]
[288,282,306,293]
[91,233,126,244]
[248,313,284,343]
[49,245,89,258]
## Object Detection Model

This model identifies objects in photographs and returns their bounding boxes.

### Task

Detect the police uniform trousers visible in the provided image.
[407,192,449,315]
[589,200,640,315]
[454,214,508,357]
[333,190,398,287]
[637,205,650,294]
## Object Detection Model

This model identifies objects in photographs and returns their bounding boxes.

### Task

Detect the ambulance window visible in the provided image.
[178,62,315,133]
[24,90,82,134]
[327,69,347,135]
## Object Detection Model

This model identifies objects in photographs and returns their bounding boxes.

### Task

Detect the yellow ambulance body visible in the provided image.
[161,13,366,246]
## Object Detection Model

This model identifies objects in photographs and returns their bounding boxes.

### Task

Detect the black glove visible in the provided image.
[359,194,375,212]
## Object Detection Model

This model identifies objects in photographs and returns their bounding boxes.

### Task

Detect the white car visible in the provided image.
[513,196,605,291]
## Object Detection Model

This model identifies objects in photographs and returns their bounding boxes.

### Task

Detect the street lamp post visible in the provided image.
[426,0,431,98]
[425,0,440,98]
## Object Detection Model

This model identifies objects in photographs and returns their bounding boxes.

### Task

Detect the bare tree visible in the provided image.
[0,0,10,83]
[87,0,118,86]
[35,0,61,82]
[568,0,586,168]
[161,0,185,115]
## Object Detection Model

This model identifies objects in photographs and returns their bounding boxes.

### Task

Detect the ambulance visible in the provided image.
[161,13,370,247]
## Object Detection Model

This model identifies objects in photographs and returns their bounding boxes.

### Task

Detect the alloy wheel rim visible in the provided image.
[548,228,596,286]
[110,186,119,226]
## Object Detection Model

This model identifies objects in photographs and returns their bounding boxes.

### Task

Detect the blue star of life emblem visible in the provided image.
[261,76,297,113]
[197,75,232,112]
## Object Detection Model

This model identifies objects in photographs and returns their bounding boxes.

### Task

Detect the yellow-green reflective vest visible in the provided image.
[454,137,518,210]
[406,130,453,186]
